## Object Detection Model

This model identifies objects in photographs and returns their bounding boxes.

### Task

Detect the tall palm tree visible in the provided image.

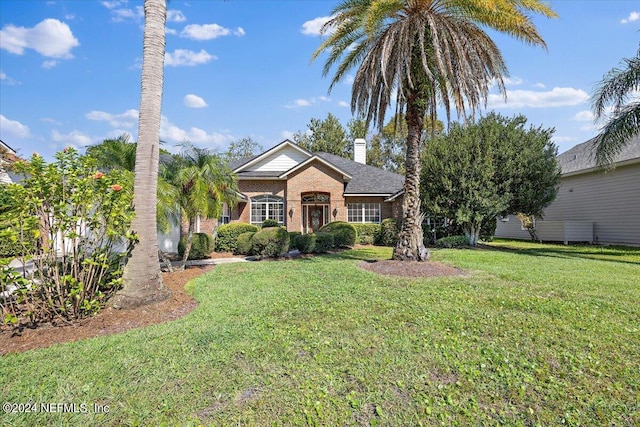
[163,143,238,271]
[313,0,555,261]
[113,0,170,308]
[592,45,640,166]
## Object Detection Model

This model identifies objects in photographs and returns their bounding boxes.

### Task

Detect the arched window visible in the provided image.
[250,195,284,225]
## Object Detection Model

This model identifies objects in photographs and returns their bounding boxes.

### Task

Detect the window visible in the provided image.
[218,203,230,224]
[347,203,381,223]
[251,195,284,225]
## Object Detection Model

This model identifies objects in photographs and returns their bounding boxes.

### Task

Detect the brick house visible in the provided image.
[218,139,405,234]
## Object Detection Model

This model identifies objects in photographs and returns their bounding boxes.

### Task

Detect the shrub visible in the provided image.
[261,219,280,228]
[319,221,356,248]
[313,232,334,253]
[288,232,302,250]
[178,233,214,260]
[295,233,316,254]
[352,223,379,245]
[376,218,399,246]
[435,235,468,248]
[235,231,255,255]
[251,226,290,258]
[215,223,258,252]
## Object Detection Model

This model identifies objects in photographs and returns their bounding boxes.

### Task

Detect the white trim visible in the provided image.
[233,140,312,173]
[278,155,352,180]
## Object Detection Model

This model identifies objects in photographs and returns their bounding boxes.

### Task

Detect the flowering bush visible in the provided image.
[0,148,136,331]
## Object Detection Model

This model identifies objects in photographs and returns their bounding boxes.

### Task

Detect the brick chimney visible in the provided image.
[354,138,366,164]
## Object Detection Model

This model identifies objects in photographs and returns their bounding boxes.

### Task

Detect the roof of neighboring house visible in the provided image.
[558,136,640,175]
[0,139,16,155]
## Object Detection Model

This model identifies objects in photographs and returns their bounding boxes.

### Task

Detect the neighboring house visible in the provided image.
[0,139,18,184]
[496,136,640,246]
[193,139,405,236]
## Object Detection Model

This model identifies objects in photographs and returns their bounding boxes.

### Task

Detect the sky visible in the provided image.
[0,0,639,162]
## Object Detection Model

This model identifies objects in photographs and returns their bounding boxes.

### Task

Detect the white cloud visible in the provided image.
[86,109,138,128]
[165,28,177,36]
[552,136,577,143]
[165,49,215,67]
[110,6,144,23]
[487,87,589,109]
[0,71,19,85]
[338,101,349,108]
[0,114,30,138]
[281,130,295,140]
[180,23,245,40]
[42,60,57,68]
[533,82,546,89]
[167,10,187,23]
[344,74,354,84]
[285,99,312,109]
[301,16,332,36]
[51,129,92,146]
[0,19,80,58]
[159,116,234,147]
[184,94,208,108]
[621,11,640,24]
[504,76,524,86]
[572,110,593,122]
[100,1,125,10]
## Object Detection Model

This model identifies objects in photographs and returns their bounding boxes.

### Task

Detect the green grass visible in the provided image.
[1,242,639,426]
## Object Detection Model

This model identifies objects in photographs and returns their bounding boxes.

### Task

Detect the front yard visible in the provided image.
[1,241,638,426]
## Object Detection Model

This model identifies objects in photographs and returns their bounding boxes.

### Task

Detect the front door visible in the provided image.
[308,206,325,232]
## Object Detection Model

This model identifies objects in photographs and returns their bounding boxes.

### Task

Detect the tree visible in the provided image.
[113,0,170,308]
[421,113,560,245]
[162,143,238,271]
[313,0,555,261]
[293,113,350,156]
[592,45,640,166]
[225,137,263,162]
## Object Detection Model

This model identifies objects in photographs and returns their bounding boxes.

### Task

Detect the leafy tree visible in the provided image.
[293,113,350,156]
[313,0,555,261]
[421,113,560,245]
[115,0,170,308]
[592,45,640,166]
[162,143,238,271]
[225,137,263,162]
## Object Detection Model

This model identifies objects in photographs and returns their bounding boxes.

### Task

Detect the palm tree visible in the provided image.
[592,45,640,166]
[313,0,555,261]
[163,143,238,271]
[113,0,170,308]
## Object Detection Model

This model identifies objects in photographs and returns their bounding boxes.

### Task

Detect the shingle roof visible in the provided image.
[316,152,405,195]
[558,136,640,175]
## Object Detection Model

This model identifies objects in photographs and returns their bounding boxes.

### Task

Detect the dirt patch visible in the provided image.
[359,260,465,278]
[0,265,213,356]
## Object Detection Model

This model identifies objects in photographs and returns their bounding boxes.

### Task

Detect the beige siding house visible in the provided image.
[496,136,640,246]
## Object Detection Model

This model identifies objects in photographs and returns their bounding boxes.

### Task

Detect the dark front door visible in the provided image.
[308,206,324,232]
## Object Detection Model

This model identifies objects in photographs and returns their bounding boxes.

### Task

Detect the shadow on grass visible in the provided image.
[484,243,640,266]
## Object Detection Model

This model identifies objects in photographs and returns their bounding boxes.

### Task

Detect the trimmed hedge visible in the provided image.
[435,235,468,248]
[251,226,290,258]
[288,232,302,250]
[178,233,214,260]
[313,232,334,253]
[295,233,316,254]
[318,221,356,248]
[352,223,379,245]
[215,223,258,253]
[235,231,255,255]
[376,218,399,246]
[261,219,280,228]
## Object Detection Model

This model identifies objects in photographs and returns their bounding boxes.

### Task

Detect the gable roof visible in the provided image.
[278,155,352,180]
[231,139,311,173]
[0,139,16,155]
[558,136,640,176]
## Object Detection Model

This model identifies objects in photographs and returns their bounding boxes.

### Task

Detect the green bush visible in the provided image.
[295,233,316,254]
[319,221,356,248]
[376,218,399,246]
[313,232,334,253]
[178,233,214,259]
[251,226,290,258]
[288,232,302,250]
[261,219,280,228]
[215,223,258,253]
[235,231,255,255]
[352,223,379,245]
[435,235,468,248]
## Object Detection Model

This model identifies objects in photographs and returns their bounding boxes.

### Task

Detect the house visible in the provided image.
[0,139,18,184]
[495,136,640,246]
[189,139,405,236]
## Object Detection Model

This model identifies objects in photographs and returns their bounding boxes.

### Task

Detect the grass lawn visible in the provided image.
[1,241,638,426]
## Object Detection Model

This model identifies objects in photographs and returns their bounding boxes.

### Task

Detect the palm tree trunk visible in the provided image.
[393,95,429,261]
[114,0,171,308]
[179,218,195,272]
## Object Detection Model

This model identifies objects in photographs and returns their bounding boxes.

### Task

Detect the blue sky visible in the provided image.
[1,0,638,161]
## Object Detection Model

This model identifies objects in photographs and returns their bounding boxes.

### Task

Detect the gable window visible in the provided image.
[347,203,381,223]
[251,195,284,225]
